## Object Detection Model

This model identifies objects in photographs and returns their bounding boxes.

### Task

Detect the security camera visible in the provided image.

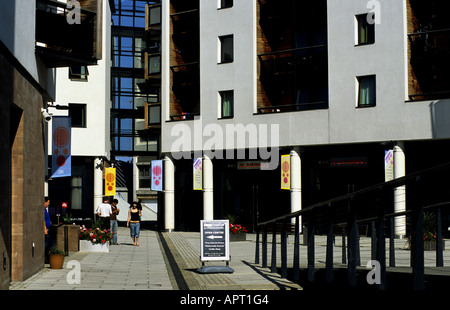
[41,108,52,122]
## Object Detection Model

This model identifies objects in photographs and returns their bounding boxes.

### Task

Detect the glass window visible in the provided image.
[220,90,234,118]
[219,35,233,63]
[69,66,88,81]
[219,0,233,9]
[356,14,375,45]
[138,165,150,189]
[149,5,161,25]
[69,104,87,127]
[357,75,376,107]
[148,54,161,75]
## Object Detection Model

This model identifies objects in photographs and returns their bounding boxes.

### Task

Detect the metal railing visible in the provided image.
[255,162,450,290]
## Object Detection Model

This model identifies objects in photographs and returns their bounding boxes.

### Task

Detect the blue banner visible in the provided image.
[51,116,72,178]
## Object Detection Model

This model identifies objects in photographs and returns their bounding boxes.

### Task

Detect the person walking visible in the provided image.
[127,201,141,246]
[110,199,120,245]
[96,197,112,230]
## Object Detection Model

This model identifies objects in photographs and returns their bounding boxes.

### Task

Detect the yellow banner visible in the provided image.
[105,167,116,196]
[281,155,290,190]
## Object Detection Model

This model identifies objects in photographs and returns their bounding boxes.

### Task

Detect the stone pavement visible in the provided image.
[8,227,300,291]
[8,226,450,291]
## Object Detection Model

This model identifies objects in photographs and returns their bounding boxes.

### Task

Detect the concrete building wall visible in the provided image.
[161,0,450,155]
[51,0,112,158]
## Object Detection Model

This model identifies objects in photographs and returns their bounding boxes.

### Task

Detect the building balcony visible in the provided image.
[145,2,161,40]
[258,46,328,113]
[145,102,161,129]
[144,52,161,82]
[408,29,450,100]
[35,0,100,67]
[170,62,200,120]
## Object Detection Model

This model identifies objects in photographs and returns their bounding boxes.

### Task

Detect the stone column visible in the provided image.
[164,156,175,231]
[290,149,302,228]
[202,155,214,220]
[394,142,406,238]
[93,157,103,216]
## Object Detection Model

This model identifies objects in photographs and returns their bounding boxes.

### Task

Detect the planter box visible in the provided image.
[230,233,246,242]
[56,224,80,252]
[424,240,445,251]
[79,240,109,252]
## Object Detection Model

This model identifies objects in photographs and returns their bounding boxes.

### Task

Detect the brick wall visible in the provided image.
[0,49,46,289]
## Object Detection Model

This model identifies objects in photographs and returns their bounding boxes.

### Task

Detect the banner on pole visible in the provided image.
[384,150,394,182]
[281,154,290,190]
[51,116,72,178]
[105,168,116,196]
[193,158,203,190]
[151,160,163,191]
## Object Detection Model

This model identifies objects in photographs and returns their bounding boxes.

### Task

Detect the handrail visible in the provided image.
[258,161,450,227]
[255,161,450,290]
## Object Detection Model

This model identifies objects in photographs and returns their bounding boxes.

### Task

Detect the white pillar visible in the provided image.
[290,149,302,228]
[393,142,406,238]
[202,155,214,221]
[93,157,104,216]
[132,156,139,201]
[164,156,175,231]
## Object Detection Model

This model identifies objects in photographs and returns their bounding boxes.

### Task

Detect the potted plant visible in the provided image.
[227,215,248,242]
[48,246,65,269]
[405,212,445,251]
[79,225,112,252]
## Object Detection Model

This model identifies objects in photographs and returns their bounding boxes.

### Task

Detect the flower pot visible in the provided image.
[49,254,65,269]
[230,233,246,242]
[79,240,109,252]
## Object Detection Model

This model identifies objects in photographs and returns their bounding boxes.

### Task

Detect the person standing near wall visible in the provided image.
[110,199,120,245]
[44,197,51,263]
[96,197,112,230]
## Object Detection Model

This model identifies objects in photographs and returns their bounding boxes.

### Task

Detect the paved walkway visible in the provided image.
[8,226,450,291]
[9,227,300,291]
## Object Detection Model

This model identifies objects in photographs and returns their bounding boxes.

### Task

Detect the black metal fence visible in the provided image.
[255,162,450,290]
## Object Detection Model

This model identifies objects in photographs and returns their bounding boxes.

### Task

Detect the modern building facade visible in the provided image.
[159,0,450,233]
[0,0,106,288]
[46,0,113,221]
[111,0,162,219]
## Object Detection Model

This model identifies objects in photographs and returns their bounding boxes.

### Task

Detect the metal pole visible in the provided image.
[255,226,260,265]
[64,225,69,256]
[376,214,386,290]
[389,217,395,267]
[271,223,277,273]
[281,220,287,278]
[307,223,315,282]
[262,226,268,268]
[326,222,334,284]
[341,226,346,264]
[436,208,443,267]
[293,215,300,282]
